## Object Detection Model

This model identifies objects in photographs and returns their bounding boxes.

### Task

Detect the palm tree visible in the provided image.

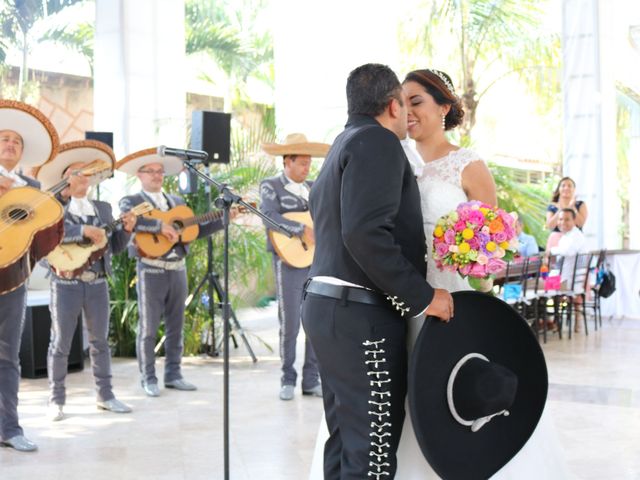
[0,0,86,100]
[402,0,560,143]
[185,0,274,110]
[40,22,94,75]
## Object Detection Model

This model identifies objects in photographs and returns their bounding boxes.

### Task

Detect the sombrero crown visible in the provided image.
[35,140,115,190]
[0,99,59,167]
[116,147,183,176]
[261,133,330,158]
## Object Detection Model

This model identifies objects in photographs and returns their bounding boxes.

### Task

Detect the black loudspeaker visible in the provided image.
[191,111,231,164]
[178,169,199,195]
[85,131,114,149]
[20,306,84,379]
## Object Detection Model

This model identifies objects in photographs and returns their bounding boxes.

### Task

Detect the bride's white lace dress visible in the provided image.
[309,148,571,479]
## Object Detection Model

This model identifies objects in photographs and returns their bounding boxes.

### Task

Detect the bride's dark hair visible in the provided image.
[403,69,464,131]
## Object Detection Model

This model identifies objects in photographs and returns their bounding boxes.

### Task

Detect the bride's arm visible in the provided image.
[461,160,497,206]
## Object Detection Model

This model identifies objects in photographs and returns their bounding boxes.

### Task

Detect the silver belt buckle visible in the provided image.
[79,271,97,282]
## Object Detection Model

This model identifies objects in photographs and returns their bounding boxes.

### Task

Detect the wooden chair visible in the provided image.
[561,252,593,337]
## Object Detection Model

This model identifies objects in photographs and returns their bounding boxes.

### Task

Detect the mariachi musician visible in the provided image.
[0,100,59,452]
[259,133,329,401]
[36,140,136,421]
[117,149,224,398]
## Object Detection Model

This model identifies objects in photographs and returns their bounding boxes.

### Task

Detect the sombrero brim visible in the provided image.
[0,100,59,167]
[115,147,184,176]
[261,142,330,158]
[35,140,115,190]
[408,291,548,479]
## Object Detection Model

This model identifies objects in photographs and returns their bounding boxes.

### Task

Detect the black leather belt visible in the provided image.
[305,280,389,307]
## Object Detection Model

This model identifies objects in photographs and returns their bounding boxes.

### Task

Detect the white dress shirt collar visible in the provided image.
[283,175,309,201]
[68,196,96,219]
[0,165,28,187]
[143,189,170,211]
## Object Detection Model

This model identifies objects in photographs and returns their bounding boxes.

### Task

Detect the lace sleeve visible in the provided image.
[453,148,484,185]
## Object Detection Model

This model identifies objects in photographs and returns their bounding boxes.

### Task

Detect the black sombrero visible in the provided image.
[408,291,548,479]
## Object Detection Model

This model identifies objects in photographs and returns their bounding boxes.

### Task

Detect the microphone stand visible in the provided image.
[182,158,293,480]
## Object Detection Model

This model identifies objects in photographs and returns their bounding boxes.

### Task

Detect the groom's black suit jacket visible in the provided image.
[309,114,434,315]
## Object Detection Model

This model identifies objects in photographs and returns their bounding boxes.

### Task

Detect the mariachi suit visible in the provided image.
[47,199,130,406]
[119,191,222,386]
[0,174,39,441]
[301,115,434,480]
[259,174,319,391]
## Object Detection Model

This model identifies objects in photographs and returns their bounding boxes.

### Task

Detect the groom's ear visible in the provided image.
[388,97,402,119]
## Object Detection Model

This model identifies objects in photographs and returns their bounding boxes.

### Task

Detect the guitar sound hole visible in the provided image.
[172,221,184,231]
[8,208,29,221]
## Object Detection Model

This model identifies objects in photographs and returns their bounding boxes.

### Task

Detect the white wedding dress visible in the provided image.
[309,148,571,479]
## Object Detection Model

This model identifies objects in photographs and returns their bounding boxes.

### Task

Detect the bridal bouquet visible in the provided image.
[432,201,518,291]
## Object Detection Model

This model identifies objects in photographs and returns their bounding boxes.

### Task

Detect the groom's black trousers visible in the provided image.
[302,284,408,480]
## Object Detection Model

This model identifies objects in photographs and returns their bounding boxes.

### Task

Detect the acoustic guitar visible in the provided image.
[47,201,153,279]
[134,203,251,259]
[268,211,314,268]
[0,160,112,294]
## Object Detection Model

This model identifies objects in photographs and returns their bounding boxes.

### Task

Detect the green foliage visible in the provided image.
[108,252,138,357]
[491,163,553,248]
[0,0,86,99]
[185,0,274,108]
[401,0,560,142]
[40,22,94,74]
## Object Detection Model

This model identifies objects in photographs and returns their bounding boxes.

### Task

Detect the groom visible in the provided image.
[301,63,453,479]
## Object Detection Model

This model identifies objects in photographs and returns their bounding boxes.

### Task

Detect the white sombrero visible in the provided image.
[115,147,183,176]
[35,140,115,190]
[0,99,60,167]
[261,133,330,158]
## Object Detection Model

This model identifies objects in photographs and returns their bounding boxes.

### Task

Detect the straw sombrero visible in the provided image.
[115,147,183,176]
[409,291,548,479]
[0,99,59,167]
[35,140,115,190]
[261,133,330,157]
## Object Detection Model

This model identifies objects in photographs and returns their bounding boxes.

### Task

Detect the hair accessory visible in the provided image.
[429,69,456,97]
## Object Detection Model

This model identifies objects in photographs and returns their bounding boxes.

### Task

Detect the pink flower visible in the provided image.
[469,263,488,278]
[467,210,485,226]
[459,263,472,276]
[493,231,507,243]
[454,220,466,232]
[487,258,506,274]
[476,253,489,265]
[435,243,449,257]
[444,230,456,245]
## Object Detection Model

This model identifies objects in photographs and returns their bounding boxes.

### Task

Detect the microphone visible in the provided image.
[157,145,209,161]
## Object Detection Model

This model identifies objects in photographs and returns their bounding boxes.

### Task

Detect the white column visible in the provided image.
[561,0,607,248]
[94,0,186,158]
[271,0,401,144]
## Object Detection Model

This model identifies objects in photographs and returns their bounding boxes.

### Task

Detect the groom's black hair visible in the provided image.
[346,63,403,117]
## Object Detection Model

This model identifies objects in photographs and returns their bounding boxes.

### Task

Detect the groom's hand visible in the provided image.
[425,289,454,322]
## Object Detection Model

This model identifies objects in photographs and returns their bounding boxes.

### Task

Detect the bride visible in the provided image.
[309,69,570,479]
[394,69,570,479]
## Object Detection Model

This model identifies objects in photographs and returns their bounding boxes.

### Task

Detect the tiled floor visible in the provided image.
[1,307,639,479]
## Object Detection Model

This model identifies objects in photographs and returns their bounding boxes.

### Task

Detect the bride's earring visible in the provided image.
[441,114,446,130]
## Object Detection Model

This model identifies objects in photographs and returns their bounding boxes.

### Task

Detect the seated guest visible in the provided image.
[516,218,539,257]
[549,208,588,332]
[36,141,136,421]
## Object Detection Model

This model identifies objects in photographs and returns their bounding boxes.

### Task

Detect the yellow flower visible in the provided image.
[434,226,444,238]
[462,228,474,240]
[486,241,497,252]
[458,242,471,254]
[479,207,490,216]
[499,241,510,249]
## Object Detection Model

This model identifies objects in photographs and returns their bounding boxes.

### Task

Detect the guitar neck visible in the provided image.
[182,210,223,227]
